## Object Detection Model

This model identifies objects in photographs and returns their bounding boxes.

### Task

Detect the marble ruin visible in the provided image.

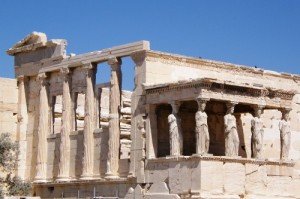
[1,32,300,198]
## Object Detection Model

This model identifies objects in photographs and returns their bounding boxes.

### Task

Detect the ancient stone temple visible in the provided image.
[3,32,300,198]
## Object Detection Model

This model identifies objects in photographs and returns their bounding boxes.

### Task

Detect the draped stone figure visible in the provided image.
[195,99,210,155]
[168,102,183,156]
[279,110,291,160]
[251,107,264,159]
[224,103,239,157]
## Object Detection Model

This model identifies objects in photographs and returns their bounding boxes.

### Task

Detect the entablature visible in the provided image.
[144,78,296,109]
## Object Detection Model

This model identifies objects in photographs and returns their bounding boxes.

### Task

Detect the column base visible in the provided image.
[33,178,48,183]
[80,174,95,180]
[56,176,71,182]
[105,172,119,180]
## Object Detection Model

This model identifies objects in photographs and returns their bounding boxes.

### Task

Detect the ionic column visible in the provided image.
[251,105,264,159]
[168,101,183,157]
[224,102,240,157]
[195,98,210,155]
[57,67,72,181]
[35,73,50,182]
[16,75,28,180]
[279,108,291,160]
[81,63,96,179]
[105,57,122,179]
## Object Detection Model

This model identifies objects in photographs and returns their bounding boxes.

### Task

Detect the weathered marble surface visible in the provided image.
[2,32,300,199]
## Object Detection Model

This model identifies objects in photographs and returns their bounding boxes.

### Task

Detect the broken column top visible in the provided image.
[7,32,67,66]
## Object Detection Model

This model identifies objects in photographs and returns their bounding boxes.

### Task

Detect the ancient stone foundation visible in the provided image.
[2,32,300,198]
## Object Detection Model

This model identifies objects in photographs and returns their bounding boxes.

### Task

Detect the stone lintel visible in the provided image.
[40,40,150,73]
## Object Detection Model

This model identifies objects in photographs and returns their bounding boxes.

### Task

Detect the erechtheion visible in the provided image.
[1,32,300,198]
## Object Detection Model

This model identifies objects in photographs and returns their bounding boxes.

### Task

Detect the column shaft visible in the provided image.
[16,76,28,180]
[106,57,122,178]
[81,63,96,179]
[35,73,49,182]
[146,104,157,159]
[57,68,72,181]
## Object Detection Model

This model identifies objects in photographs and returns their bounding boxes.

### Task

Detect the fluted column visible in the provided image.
[81,63,96,179]
[35,73,50,182]
[57,67,72,181]
[195,98,210,155]
[105,57,122,179]
[16,75,28,180]
[168,101,183,157]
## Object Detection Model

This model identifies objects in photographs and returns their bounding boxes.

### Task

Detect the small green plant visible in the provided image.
[6,175,31,196]
[0,133,19,171]
[0,133,31,197]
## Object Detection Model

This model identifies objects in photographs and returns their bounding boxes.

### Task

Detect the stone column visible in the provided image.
[195,98,210,155]
[168,101,183,157]
[279,108,291,160]
[57,67,72,181]
[34,73,50,182]
[224,102,239,157]
[146,104,157,159]
[81,63,96,179]
[16,75,28,180]
[105,57,122,179]
[251,105,264,159]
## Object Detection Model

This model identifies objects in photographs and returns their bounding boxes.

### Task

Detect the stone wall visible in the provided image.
[0,77,18,139]
[0,78,18,194]
[144,156,300,199]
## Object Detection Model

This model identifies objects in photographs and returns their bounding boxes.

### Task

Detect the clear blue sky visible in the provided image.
[1,1,299,90]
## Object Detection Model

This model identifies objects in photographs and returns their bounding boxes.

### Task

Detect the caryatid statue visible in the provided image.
[224,102,240,157]
[195,98,210,155]
[279,109,291,160]
[251,106,264,159]
[168,101,183,156]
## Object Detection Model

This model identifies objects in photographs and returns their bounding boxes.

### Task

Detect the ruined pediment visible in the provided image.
[7,32,67,66]
[7,32,47,55]
[12,31,47,49]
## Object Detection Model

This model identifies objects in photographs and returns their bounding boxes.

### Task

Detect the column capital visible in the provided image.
[37,73,48,85]
[108,57,122,70]
[170,101,181,114]
[280,108,292,121]
[60,67,71,81]
[226,101,238,108]
[196,97,210,104]
[17,75,28,85]
[17,75,26,82]
[253,104,265,113]
[82,62,94,77]
[131,50,147,65]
